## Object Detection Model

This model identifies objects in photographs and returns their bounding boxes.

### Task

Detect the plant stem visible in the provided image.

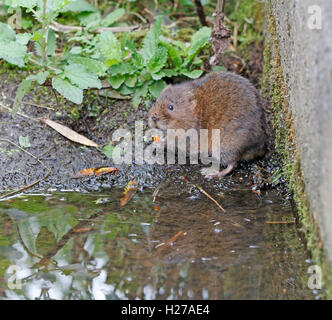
[29,58,58,72]
[41,0,47,64]
[217,0,226,14]
[193,0,208,26]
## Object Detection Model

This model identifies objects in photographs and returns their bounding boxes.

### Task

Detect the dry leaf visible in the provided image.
[74,167,118,178]
[72,227,93,233]
[94,167,118,176]
[42,118,99,147]
[120,180,138,208]
[74,168,96,178]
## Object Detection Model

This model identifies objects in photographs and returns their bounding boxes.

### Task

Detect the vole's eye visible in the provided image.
[168,104,174,111]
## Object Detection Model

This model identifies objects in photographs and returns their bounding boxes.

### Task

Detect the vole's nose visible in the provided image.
[151,114,158,122]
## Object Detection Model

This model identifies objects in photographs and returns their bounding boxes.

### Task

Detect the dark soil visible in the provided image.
[0,46,281,196]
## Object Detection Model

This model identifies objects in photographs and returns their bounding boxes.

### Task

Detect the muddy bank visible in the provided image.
[0,64,278,195]
[0,69,166,192]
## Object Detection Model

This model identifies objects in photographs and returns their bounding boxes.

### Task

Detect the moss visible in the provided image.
[262,1,332,298]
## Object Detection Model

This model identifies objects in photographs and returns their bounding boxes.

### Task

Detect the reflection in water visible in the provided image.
[0,182,321,299]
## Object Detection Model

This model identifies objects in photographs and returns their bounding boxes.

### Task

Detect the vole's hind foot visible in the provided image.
[203,162,236,179]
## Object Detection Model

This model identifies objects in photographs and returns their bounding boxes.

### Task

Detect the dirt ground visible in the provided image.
[0,46,279,195]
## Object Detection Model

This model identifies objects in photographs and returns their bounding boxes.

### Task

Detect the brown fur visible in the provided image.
[148,71,267,175]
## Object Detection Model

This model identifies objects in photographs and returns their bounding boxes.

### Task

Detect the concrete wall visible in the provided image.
[267,0,332,261]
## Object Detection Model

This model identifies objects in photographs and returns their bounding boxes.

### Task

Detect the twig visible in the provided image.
[3,96,55,110]
[129,12,148,24]
[49,21,142,33]
[193,0,208,26]
[173,0,179,12]
[181,176,226,212]
[51,87,60,108]
[152,184,161,202]
[0,139,52,199]
[180,176,244,228]
[0,102,40,122]
[233,24,238,50]
[155,231,185,254]
[143,8,154,23]
[265,220,296,224]
[196,184,226,212]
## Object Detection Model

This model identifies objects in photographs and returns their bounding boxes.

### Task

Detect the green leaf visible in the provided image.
[13,77,34,115]
[125,75,137,87]
[18,136,31,148]
[141,16,162,64]
[36,71,49,85]
[0,41,27,67]
[31,31,42,42]
[78,11,101,27]
[68,56,106,76]
[183,26,211,65]
[16,33,32,45]
[61,0,98,12]
[0,22,16,42]
[149,80,166,98]
[108,62,135,76]
[147,45,168,74]
[137,70,152,83]
[126,40,143,68]
[159,36,183,68]
[192,56,203,66]
[10,0,37,9]
[163,69,179,77]
[108,75,125,89]
[64,63,102,89]
[132,83,149,108]
[118,85,134,95]
[34,29,56,57]
[102,142,115,158]
[21,17,33,30]
[100,8,125,27]
[181,69,203,79]
[46,29,56,56]
[171,40,188,53]
[151,71,166,80]
[52,77,83,104]
[179,0,193,6]
[120,31,130,52]
[98,31,121,66]
[69,46,82,55]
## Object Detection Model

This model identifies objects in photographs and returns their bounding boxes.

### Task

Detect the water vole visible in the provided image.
[148,71,267,177]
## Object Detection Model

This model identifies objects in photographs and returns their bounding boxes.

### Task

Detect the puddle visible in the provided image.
[0,182,320,300]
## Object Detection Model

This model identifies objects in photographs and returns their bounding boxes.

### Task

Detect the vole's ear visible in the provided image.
[162,85,172,93]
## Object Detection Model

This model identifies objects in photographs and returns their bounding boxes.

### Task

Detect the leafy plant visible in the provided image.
[0,0,108,112]
[0,2,211,111]
[105,16,211,107]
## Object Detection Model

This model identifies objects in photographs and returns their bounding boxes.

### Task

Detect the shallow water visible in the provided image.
[0,181,320,300]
